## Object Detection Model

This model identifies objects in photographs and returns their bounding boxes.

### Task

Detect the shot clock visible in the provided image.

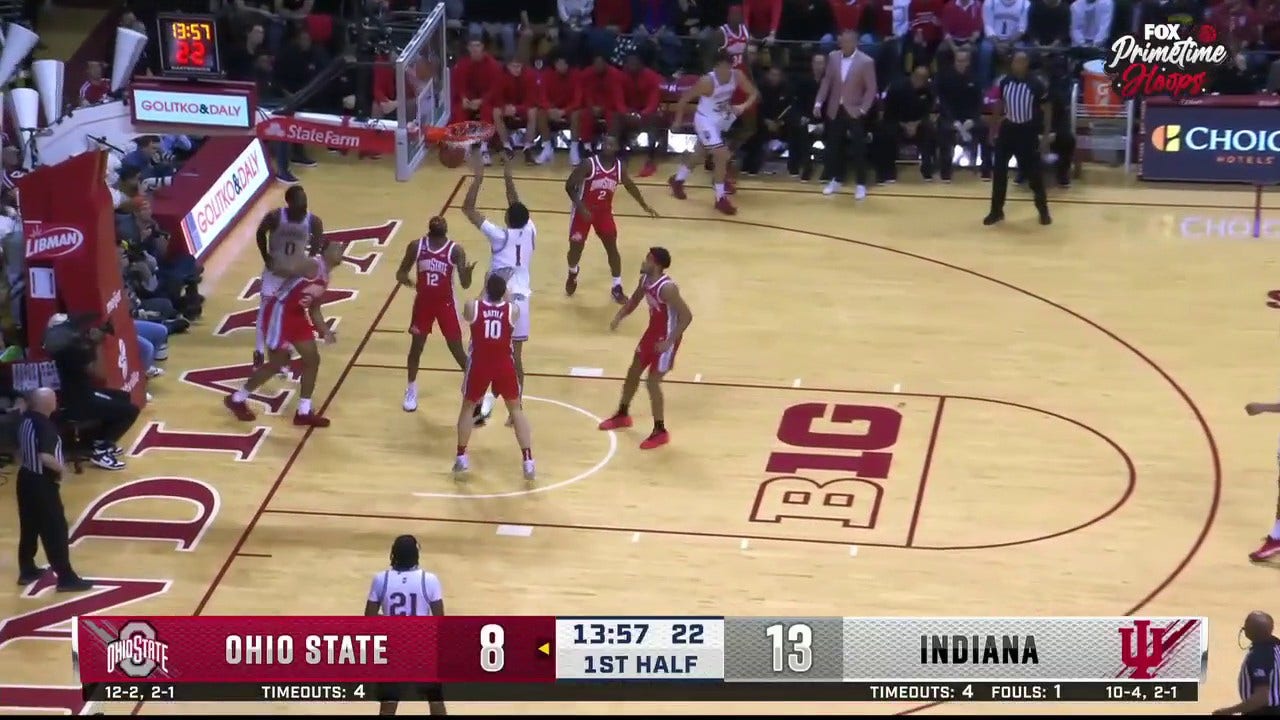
[156,14,223,78]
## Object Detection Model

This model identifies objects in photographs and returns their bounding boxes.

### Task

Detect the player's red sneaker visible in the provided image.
[1250,536,1280,562]
[293,412,332,428]
[224,394,256,421]
[598,414,633,430]
[565,271,579,297]
[639,430,670,450]
[638,160,657,178]
[668,175,687,200]
[715,197,737,216]
[611,285,627,304]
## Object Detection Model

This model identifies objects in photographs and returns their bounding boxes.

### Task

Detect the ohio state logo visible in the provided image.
[1105,23,1231,100]
[103,620,170,678]
[24,225,84,260]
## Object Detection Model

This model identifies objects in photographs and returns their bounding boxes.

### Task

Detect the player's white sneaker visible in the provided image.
[402,386,417,412]
[536,144,554,164]
[452,454,470,474]
[855,184,867,200]
[522,459,535,482]
[822,180,841,196]
[569,143,581,167]
[480,147,492,166]
[479,394,495,420]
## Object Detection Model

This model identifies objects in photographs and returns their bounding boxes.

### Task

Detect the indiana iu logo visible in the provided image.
[1119,620,1167,679]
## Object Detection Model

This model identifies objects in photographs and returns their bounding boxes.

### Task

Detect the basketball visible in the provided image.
[438,145,465,168]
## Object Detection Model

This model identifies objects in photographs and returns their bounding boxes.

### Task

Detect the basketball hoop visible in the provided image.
[425,121,494,150]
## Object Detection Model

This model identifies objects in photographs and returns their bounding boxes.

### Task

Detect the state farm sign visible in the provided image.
[180,139,269,258]
[132,88,252,129]
[24,225,84,260]
[257,114,396,155]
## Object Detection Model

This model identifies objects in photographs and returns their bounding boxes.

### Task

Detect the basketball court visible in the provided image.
[1,142,1278,714]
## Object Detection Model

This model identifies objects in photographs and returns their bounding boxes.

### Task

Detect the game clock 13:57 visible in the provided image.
[565,619,707,646]
[157,14,223,77]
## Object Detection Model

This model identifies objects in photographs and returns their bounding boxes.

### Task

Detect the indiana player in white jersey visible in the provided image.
[462,151,534,424]
[364,535,446,716]
[253,185,324,370]
[668,50,758,216]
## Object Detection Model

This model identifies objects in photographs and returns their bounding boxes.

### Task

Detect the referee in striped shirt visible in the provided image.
[15,387,90,591]
[984,51,1053,227]
[1215,611,1280,715]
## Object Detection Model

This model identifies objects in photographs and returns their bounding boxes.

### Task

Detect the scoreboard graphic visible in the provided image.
[73,616,1207,703]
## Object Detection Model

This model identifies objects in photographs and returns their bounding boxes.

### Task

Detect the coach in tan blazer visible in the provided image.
[813,30,878,198]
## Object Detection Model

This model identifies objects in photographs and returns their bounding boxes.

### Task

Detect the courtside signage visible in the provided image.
[132,88,252,129]
[1142,104,1280,184]
[181,139,268,258]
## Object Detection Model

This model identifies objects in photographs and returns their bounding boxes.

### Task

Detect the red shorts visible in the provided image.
[264,308,316,352]
[463,357,521,403]
[635,333,680,374]
[568,205,617,244]
[410,296,461,341]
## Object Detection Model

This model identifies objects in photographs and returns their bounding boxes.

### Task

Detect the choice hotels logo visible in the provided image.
[1148,123,1280,165]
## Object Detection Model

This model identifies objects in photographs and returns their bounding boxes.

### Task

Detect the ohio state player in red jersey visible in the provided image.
[563,135,658,303]
[395,216,480,414]
[454,274,535,481]
[598,247,694,449]
[225,242,343,427]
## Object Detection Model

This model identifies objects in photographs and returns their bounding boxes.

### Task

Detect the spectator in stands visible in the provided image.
[490,56,552,164]
[538,53,581,160]
[939,0,990,83]
[675,0,709,40]
[79,61,112,106]
[632,0,686,73]
[741,65,791,175]
[935,46,988,181]
[589,0,634,60]
[574,55,626,161]
[815,29,877,198]
[1206,0,1264,71]
[1136,0,1200,30]
[983,0,1030,63]
[519,1,559,60]
[1211,47,1264,93]
[883,0,912,79]
[227,23,272,83]
[0,187,24,336]
[787,0,837,53]
[618,53,666,177]
[558,0,595,63]
[1026,0,1071,58]
[788,52,826,181]
[275,28,325,168]
[135,206,203,321]
[822,0,871,54]
[274,0,314,38]
[906,0,944,69]
[1069,0,1113,58]
[744,0,783,43]
[44,314,139,471]
[467,0,522,60]
[877,64,937,181]
[236,0,285,52]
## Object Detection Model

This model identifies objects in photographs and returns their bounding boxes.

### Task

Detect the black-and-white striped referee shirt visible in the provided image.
[1239,637,1280,710]
[998,74,1048,126]
[18,410,62,478]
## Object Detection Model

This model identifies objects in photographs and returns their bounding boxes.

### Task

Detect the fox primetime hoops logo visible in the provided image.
[1105,22,1231,99]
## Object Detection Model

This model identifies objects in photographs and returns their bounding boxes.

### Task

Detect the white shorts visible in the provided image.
[260,269,286,299]
[694,112,733,149]
[511,293,530,342]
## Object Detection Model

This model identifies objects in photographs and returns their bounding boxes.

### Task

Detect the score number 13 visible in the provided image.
[766,623,813,673]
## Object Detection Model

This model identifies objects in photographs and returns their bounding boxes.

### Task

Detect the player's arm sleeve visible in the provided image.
[480,220,507,252]
[367,572,385,604]
[425,574,444,603]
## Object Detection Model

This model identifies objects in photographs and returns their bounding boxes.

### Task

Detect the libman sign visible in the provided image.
[180,139,269,258]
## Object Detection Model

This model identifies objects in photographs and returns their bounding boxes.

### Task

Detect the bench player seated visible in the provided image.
[572,55,625,166]
[451,39,501,164]
[617,53,665,178]
[537,54,581,164]
[489,55,554,165]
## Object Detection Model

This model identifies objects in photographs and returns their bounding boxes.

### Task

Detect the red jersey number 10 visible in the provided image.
[484,319,502,339]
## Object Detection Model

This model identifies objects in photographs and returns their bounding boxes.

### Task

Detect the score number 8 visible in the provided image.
[766,623,813,673]
[480,623,505,672]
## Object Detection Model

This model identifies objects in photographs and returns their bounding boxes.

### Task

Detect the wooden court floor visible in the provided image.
[2,155,1279,715]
